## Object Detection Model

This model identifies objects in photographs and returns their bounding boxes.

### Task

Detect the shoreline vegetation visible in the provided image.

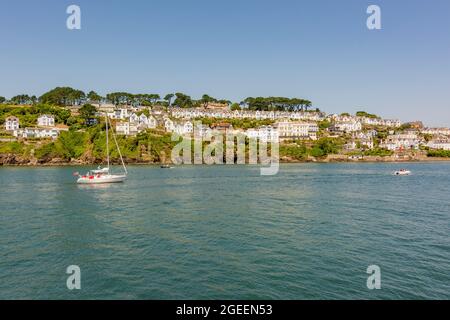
[3,131,449,166]
[1,128,447,166]
[1,87,450,167]
[2,157,450,167]
[0,154,450,167]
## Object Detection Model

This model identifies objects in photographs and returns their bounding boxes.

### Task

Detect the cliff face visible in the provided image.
[1,151,448,166]
[0,153,163,166]
[0,152,92,166]
[0,154,32,165]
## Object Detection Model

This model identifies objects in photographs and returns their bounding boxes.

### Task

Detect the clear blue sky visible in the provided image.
[1,0,449,126]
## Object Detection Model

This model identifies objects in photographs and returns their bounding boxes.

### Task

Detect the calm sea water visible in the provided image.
[0,163,449,300]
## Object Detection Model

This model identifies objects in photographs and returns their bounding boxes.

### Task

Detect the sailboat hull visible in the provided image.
[77,174,127,184]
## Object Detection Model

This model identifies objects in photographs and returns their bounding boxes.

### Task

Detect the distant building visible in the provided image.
[194,123,212,138]
[344,140,358,150]
[421,127,450,136]
[14,127,59,139]
[383,119,402,128]
[427,139,450,150]
[147,115,157,129]
[170,108,325,122]
[174,121,194,136]
[211,122,233,133]
[96,104,116,113]
[329,121,362,133]
[407,121,424,130]
[37,114,55,127]
[129,113,139,124]
[275,121,318,140]
[115,122,139,136]
[85,118,98,126]
[138,114,148,125]
[246,126,279,142]
[205,102,229,110]
[164,118,175,132]
[108,109,130,120]
[4,116,19,131]
[380,133,421,151]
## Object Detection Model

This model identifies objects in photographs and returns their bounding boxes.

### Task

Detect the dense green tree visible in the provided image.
[87,91,103,104]
[173,93,193,108]
[318,120,331,130]
[309,138,341,157]
[148,94,160,104]
[132,94,160,106]
[243,97,270,110]
[11,94,32,105]
[356,111,379,119]
[133,94,145,106]
[79,104,98,120]
[164,94,174,106]
[230,103,241,111]
[106,92,134,106]
[242,97,313,111]
[427,150,450,158]
[39,87,85,106]
[0,96,6,104]
[200,94,216,108]
[218,99,231,106]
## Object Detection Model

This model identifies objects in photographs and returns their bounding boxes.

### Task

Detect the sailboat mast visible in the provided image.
[109,116,128,175]
[105,112,110,170]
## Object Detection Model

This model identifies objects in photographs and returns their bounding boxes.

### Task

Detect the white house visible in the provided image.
[37,114,55,127]
[170,107,326,122]
[109,108,130,120]
[380,133,420,151]
[421,128,450,136]
[360,138,374,149]
[331,121,362,133]
[344,140,358,150]
[4,116,19,131]
[194,123,212,138]
[129,113,140,124]
[246,126,279,142]
[125,113,158,130]
[115,122,140,136]
[138,114,148,125]
[96,103,116,113]
[14,127,59,139]
[275,121,317,140]
[174,121,194,136]
[358,117,383,126]
[383,119,402,128]
[147,115,157,129]
[345,136,374,150]
[427,139,450,150]
[164,118,175,132]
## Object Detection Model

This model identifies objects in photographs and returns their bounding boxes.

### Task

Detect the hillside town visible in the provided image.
[106,106,449,153]
[1,88,450,164]
[3,104,450,151]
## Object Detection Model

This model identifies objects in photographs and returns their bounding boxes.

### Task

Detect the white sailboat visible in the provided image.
[76,113,127,184]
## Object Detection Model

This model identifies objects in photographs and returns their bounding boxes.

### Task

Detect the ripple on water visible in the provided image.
[0,163,449,299]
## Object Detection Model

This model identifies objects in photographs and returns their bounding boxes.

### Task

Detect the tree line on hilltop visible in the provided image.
[0,87,316,112]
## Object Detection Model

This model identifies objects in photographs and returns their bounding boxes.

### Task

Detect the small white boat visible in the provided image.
[394,169,411,176]
[75,113,127,184]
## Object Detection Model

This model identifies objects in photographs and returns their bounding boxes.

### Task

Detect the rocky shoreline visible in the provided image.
[1,153,449,166]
